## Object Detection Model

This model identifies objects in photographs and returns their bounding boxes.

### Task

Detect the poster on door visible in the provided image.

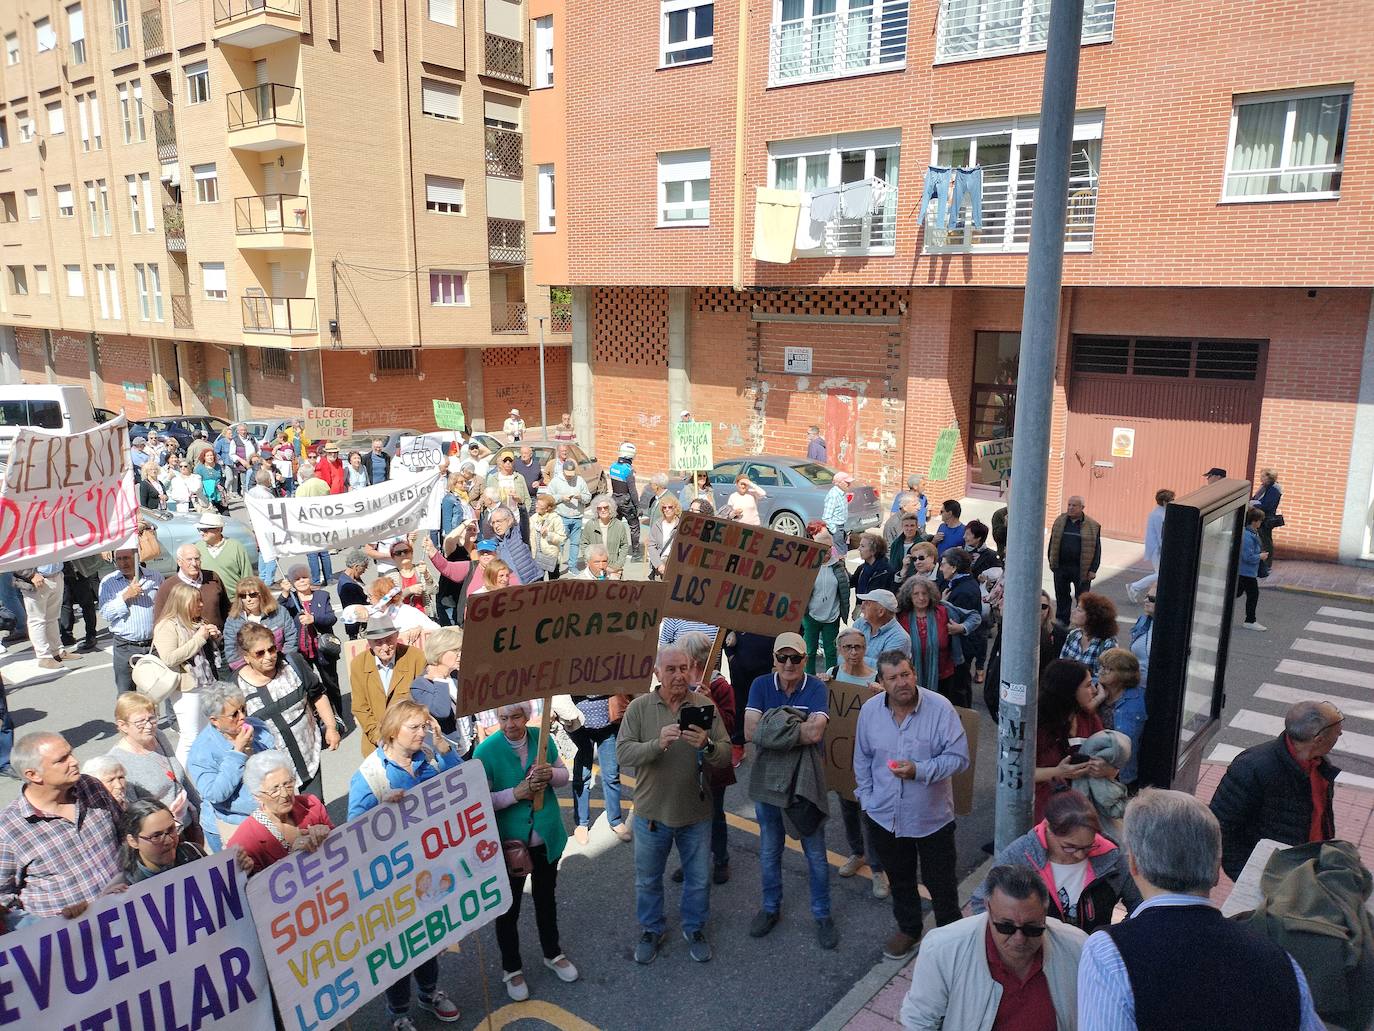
[1111,427,1135,459]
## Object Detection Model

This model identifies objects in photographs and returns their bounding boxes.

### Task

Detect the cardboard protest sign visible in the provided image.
[953,705,980,816]
[244,470,444,556]
[0,852,272,1029]
[662,512,828,636]
[927,426,960,480]
[823,677,880,800]
[976,436,1013,481]
[458,579,665,715]
[433,399,466,431]
[249,761,510,1031]
[304,407,352,440]
[0,416,138,572]
[395,436,448,475]
[671,421,713,471]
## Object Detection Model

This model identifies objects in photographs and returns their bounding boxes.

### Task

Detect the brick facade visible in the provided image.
[321,350,468,432]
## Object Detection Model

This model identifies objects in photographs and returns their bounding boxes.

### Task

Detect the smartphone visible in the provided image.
[678,704,715,732]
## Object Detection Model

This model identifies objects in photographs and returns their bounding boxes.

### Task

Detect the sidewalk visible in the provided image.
[825,761,1374,1031]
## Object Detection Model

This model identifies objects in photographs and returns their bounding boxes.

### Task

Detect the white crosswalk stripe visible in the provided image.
[1275,658,1374,691]
[1319,606,1374,625]
[1305,620,1374,643]
[1227,708,1374,760]
[1291,638,1374,665]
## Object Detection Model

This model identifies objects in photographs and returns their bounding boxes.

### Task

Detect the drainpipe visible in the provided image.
[730,0,750,291]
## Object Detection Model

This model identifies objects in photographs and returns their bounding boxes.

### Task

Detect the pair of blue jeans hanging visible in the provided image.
[948,165,984,229]
[920,166,951,227]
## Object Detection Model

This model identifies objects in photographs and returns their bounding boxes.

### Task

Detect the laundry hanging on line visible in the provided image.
[807,177,890,224]
[753,186,803,264]
[919,165,984,230]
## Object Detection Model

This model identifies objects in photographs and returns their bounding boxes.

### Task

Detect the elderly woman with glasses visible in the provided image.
[336,548,371,640]
[969,789,1140,933]
[222,575,299,670]
[108,691,200,839]
[166,459,205,512]
[187,681,277,850]
[580,495,630,576]
[226,750,332,874]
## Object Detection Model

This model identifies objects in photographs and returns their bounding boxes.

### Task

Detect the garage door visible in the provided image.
[1063,336,1266,540]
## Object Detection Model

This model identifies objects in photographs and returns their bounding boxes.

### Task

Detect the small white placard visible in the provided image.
[1000,681,1027,706]
[783,346,813,374]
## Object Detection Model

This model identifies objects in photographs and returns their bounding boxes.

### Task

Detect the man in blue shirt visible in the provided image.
[98,549,164,696]
[744,632,836,949]
[931,499,965,558]
[851,589,911,669]
[366,438,393,485]
[854,649,969,961]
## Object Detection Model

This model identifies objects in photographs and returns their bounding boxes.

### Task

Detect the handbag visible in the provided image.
[316,632,342,660]
[1266,514,1285,529]
[502,838,534,878]
[131,653,181,704]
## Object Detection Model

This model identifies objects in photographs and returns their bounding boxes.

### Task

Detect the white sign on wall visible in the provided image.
[783,346,813,374]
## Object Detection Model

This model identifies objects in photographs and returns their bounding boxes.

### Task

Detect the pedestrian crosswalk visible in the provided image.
[1209,605,1374,787]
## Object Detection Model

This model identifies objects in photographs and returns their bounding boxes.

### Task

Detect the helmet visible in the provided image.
[619,442,636,457]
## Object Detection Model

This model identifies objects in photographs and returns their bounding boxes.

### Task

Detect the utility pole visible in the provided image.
[995,0,1084,851]
[536,315,549,436]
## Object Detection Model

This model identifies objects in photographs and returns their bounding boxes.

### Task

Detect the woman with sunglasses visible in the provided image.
[113,799,208,886]
[680,470,713,509]
[222,575,299,671]
[166,459,205,512]
[580,495,631,576]
[226,750,332,874]
[108,691,200,842]
[391,540,434,614]
[969,789,1140,933]
[194,447,228,514]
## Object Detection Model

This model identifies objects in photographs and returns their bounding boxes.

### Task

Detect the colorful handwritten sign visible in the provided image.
[0,417,138,572]
[671,421,713,472]
[458,579,665,715]
[662,512,828,635]
[304,407,352,440]
[433,399,466,431]
[0,852,272,1029]
[244,470,444,556]
[248,761,509,1031]
[975,436,1014,481]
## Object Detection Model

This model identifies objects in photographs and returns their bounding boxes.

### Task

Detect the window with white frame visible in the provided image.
[428,0,457,26]
[55,184,74,217]
[126,174,142,232]
[768,129,899,254]
[141,173,155,231]
[111,0,130,50]
[76,91,101,151]
[34,17,55,53]
[34,265,50,295]
[24,189,39,221]
[4,33,18,66]
[924,110,1102,254]
[85,181,98,235]
[536,164,555,231]
[98,179,111,235]
[201,262,227,300]
[185,61,209,105]
[657,149,710,226]
[64,264,84,297]
[45,100,65,137]
[8,267,27,297]
[67,4,86,65]
[17,112,32,144]
[95,263,111,318]
[106,265,121,317]
[135,262,162,320]
[0,117,7,148]
[193,163,219,204]
[421,78,461,120]
[661,0,713,65]
[119,80,145,144]
[770,0,908,86]
[533,16,554,87]
[425,175,464,214]
[0,193,15,224]
[936,0,1115,63]
[428,270,466,306]
[1224,89,1351,201]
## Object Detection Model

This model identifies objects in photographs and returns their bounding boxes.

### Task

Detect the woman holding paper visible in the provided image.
[226,750,332,874]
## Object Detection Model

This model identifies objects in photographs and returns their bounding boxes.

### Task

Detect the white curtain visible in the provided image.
[1285,95,1346,193]
[1227,100,1286,197]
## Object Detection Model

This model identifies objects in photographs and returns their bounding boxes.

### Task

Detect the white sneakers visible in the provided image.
[504,956,579,1002]
[1240,622,1268,632]
[503,971,529,1002]
[543,955,580,982]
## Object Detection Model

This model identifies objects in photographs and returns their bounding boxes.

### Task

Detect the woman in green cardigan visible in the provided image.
[475,702,580,1002]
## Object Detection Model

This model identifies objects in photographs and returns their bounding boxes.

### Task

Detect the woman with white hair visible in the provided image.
[580,495,630,575]
[165,457,205,512]
[81,755,128,806]
[186,681,277,850]
[226,750,332,874]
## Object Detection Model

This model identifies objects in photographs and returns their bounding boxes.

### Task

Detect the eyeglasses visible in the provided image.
[238,593,259,600]
[401,721,430,733]
[138,827,179,844]
[1053,838,1096,857]
[839,642,865,650]
[1040,603,1051,611]
[1318,709,1345,735]
[124,716,157,729]
[217,705,247,719]
[774,653,803,665]
[991,919,1047,938]
[257,783,293,798]
[250,646,278,658]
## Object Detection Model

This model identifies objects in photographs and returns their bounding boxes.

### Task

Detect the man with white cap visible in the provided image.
[193,511,254,599]
[503,408,526,442]
[129,435,151,473]
[823,472,852,550]
[608,442,642,554]
[852,588,911,669]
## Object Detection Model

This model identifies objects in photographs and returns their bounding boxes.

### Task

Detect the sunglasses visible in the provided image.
[991,920,1047,938]
[250,646,278,658]
[238,593,259,600]
[774,653,804,665]
[216,706,247,719]
[393,549,412,556]
[1040,603,1050,611]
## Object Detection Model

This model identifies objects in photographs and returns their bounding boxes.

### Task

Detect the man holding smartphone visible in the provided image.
[97,549,164,696]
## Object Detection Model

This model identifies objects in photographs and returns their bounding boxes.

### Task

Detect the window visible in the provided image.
[483,93,520,130]
[76,92,101,151]
[85,181,98,234]
[200,262,227,300]
[95,263,111,318]
[661,0,713,65]
[7,267,27,297]
[4,33,17,66]
[657,149,710,226]
[111,0,130,51]
[64,264,84,297]
[261,350,289,378]
[425,175,464,214]
[926,111,1102,253]
[375,350,417,375]
[937,0,1116,63]
[1071,335,1263,382]
[771,0,908,85]
[428,270,466,306]
[24,189,39,221]
[34,265,50,295]
[119,80,145,144]
[126,174,142,232]
[45,100,65,137]
[533,16,554,87]
[34,17,55,53]
[185,61,209,105]
[1224,89,1351,201]
[193,163,219,204]
[98,179,111,235]
[55,184,74,217]
[769,129,898,253]
[141,173,155,231]
[0,117,7,148]
[135,263,162,320]
[67,4,85,65]
[427,0,457,26]
[17,112,33,144]
[968,331,1020,487]
[536,164,556,231]
[421,78,461,120]
[0,193,15,223]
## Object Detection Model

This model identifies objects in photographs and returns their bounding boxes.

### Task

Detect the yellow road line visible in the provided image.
[467,999,601,1031]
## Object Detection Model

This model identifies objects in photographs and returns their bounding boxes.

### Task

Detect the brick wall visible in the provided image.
[590,287,671,470]
[240,350,302,419]
[320,349,468,431]
[481,345,572,431]
[95,334,154,419]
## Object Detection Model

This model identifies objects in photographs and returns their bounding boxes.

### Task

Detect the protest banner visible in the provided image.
[433,399,466,431]
[457,579,665,715]
[249,761,510,1031]
[823,678,878,800]
[927,425,960,481]
[662,512,828,636]
[975,436,1014,481]
[244,470,444,556]
[0,852,272,1029]
[395,436,448,475]
[0,417,138,572]
[304,406,352,440]
[671,420,713,472]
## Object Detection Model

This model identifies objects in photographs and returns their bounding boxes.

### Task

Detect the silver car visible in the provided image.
[137,505,260,578]
[678,456,881,541]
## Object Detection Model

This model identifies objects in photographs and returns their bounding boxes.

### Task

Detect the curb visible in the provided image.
[1273,583,1373,604]
[810,855,996,1031]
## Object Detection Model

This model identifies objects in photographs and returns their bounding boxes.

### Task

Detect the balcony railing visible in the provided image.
[153,109,176,161]
[171,293,193,330]
[484,127,522,179]
[242,295,317,335]
[769,2,908,86]
[484,33,525,83]
[491,302,528,334]
[791,187,898,257]
[227,83,304,131]
[936,0,1115,63]
[213,0,301,25]
[235,194,310,235]
[550,301,572,333]
[488,218,526,265]
[141,3,167,57]
[163,203,185,252]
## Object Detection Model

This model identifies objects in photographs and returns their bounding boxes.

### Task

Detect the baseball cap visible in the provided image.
[857,589,898,612]
[774,632,807,656]
[475,539,499,554]
[834,472,854,486]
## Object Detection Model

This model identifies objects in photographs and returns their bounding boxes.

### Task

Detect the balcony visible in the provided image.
[163,203,185,252]
[213,0,302,48]
[483,33,525,83]
[769,3,908,87]
[153,109,177,161]
[226,84,305,151]
[484,127,522,179]
[171,293,193,330]
[234,194,311,251]
[550,301,571,334]
[491,302,527,334]
[935,0,1116,64]
[242,295,317,343]
[488,218,525,265]
[142,2,167,57]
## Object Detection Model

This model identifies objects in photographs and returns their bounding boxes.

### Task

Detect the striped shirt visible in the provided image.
[0,776,123,917]
[97,568,164,644]
[659,617,719,648]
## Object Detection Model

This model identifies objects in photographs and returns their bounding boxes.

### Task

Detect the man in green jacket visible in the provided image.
[194,512,255,599]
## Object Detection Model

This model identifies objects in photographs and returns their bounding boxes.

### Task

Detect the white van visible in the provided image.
[0,384,100,468]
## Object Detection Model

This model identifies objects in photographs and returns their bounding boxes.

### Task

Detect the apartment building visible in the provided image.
[0,0,571,432]
[557,0,1374,562]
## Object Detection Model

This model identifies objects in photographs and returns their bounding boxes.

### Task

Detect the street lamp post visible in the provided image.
[536,315,549,437]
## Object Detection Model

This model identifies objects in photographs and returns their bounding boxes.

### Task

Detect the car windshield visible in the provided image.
[244,422,269,438]
[791,462,835,486]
